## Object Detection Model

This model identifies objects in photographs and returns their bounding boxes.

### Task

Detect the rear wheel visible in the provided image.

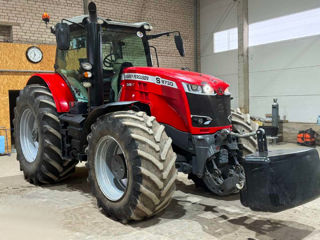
[87,111,177,222]
[14,84,78,184]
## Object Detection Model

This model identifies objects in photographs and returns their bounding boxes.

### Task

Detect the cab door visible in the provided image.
[55,27,88,103]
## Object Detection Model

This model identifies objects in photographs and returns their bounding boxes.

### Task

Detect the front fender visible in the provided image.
[27,73,75,112]
[84,101,150,135]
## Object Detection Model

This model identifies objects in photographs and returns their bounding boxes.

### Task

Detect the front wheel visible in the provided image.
[87,111,177,222]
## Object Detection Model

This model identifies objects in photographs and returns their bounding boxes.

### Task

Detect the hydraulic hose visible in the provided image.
[220,128,259,138]
[230,131,257,138]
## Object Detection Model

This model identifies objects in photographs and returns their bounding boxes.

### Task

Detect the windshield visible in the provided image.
[55,26,149,103]
[101,28,148,71]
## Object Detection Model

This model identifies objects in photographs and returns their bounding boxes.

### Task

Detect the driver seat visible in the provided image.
[111,61,133,101]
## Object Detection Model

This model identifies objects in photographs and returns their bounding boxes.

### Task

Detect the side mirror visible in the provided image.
[174,35,185,57]
[55,23,70,50]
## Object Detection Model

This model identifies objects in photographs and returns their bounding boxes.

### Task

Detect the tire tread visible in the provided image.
[14,84,78,185]
[87,110,177,222]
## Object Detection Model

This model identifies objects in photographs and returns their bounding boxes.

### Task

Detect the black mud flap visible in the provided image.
[240,148,320,212]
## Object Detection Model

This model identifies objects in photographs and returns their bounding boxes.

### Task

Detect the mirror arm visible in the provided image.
[147,31,181,40]
[150,46,159,67]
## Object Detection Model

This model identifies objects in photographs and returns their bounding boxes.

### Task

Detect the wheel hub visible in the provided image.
[110,155,126,180]
[31,128,38,142]
[95,136,128,201]
[20,108,39,163]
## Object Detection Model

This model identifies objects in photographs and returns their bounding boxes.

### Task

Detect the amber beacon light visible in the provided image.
[42,12,50,25]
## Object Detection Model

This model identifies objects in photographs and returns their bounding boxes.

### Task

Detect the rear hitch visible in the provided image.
[240,128,320,212]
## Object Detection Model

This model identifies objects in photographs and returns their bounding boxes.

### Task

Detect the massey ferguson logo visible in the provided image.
[122,73,177,89]
[125,74,149,81]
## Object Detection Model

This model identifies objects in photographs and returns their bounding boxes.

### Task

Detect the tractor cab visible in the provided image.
[53,11,184,108]
[54,16,152,104]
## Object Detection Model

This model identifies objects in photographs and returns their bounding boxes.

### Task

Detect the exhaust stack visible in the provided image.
[88,2,97,22]
[86,2,104,107]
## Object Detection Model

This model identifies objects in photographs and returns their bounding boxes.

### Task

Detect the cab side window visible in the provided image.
[56,30,88,102]
[121,35,147,67]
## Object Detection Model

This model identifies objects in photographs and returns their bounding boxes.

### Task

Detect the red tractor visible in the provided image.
[14,2,320,222]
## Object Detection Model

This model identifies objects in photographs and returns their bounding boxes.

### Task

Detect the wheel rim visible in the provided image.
[20,108,39,163]
[95,135,128,201]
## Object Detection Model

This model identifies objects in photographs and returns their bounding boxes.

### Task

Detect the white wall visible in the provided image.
[200,0,239,108]
[200,0,320,123]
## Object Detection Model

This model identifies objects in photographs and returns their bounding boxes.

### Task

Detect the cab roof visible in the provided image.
[66,15,152,29]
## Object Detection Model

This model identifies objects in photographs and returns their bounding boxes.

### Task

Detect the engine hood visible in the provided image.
[123,67,230,94]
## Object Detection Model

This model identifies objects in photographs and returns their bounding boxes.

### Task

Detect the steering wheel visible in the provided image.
[103,54,116,68]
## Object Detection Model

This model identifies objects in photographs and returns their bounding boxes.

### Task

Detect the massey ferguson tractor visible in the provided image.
[14,2,320,222]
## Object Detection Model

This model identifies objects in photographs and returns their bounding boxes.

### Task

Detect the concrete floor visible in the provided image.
[1,143,320,240]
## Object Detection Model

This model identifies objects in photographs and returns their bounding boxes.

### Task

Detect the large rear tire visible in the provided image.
[87,111,177,222]
[14,84,78,184]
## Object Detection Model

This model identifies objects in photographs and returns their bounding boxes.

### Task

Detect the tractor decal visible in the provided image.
[122,73,178,89]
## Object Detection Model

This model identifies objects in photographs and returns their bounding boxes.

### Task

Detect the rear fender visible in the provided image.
[27,73,75,112]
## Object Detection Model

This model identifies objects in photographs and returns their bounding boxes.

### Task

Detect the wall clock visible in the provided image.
[26,46,43,63]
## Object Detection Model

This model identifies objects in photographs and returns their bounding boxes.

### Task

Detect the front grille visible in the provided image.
[186,93,231,127]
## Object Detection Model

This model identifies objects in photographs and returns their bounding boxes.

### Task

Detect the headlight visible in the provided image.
[190,84,199,91]
[182,82,202,94]
[203,84,214,94]
[182,82,216,95]
[81,62,92,71]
